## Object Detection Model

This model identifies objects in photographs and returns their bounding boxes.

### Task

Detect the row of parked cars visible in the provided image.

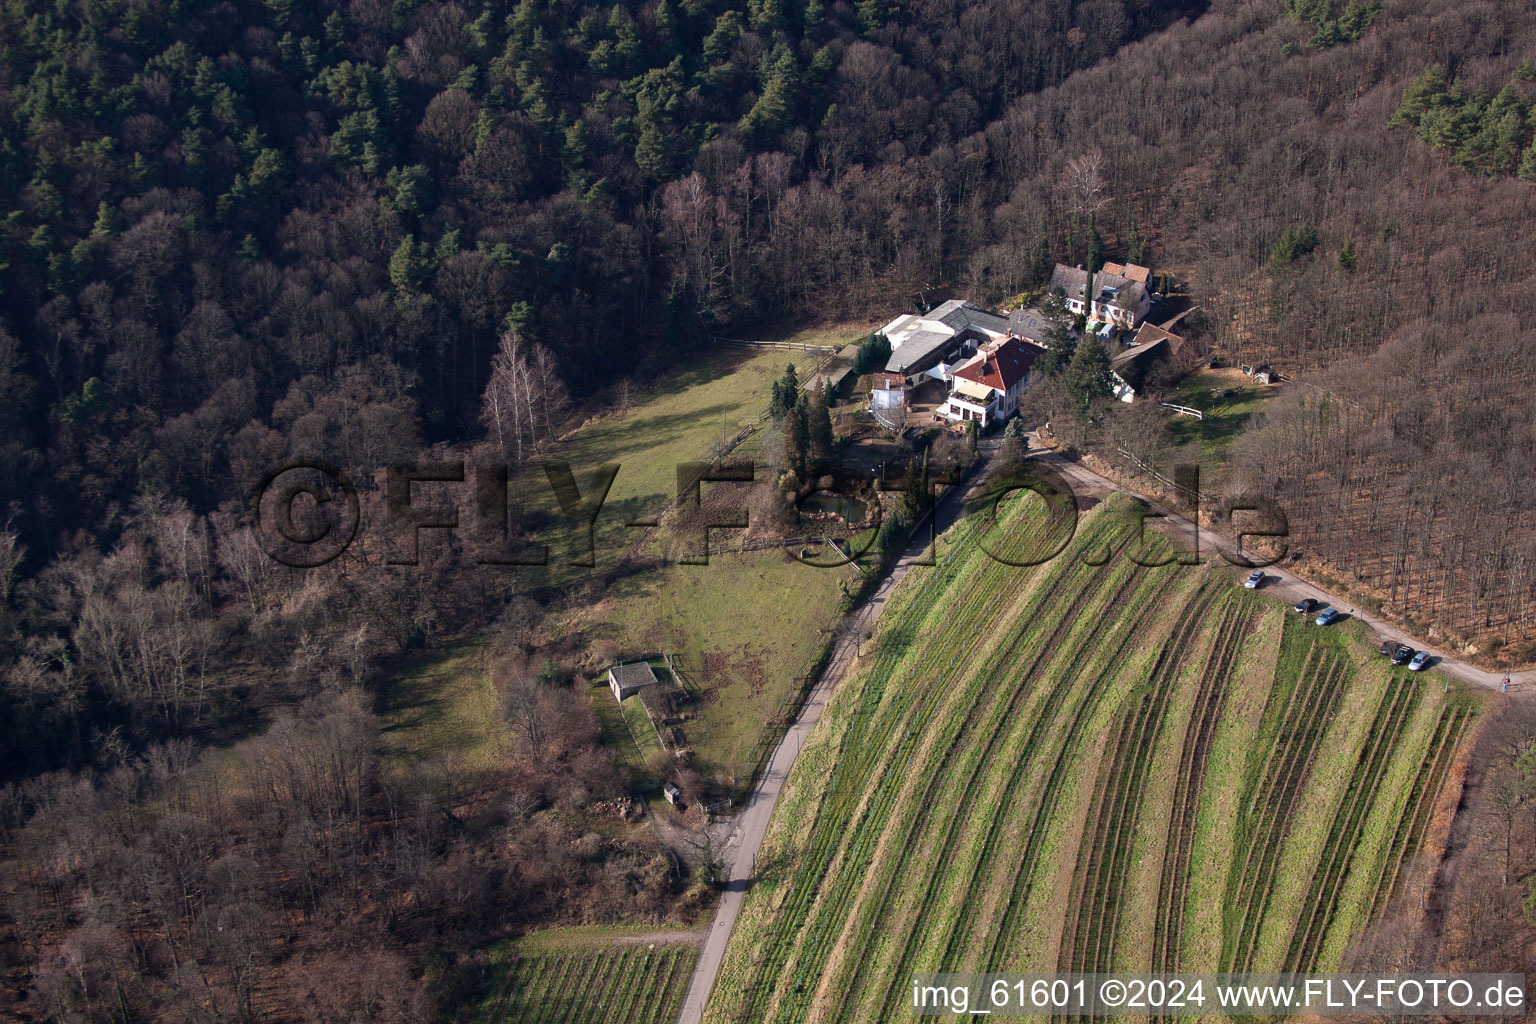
[1246,571,1432,671]
[1289,594,1340,626]
[1244,572,1344,625]
[1380,639,1433,672]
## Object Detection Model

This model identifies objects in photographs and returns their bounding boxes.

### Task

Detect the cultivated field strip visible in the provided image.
[855,562,1187,1021]
[836,553,1170,1023]
[483,946,697,1024]
[1370,704,1474,911]
[765,514,1141,1023]
[1151,599,1253,974]
[1056,585,1225,1003]
[818,552,1126,1023]
[736,503,1122,1023]
[705,497,1483,1024]
[975,568,1197,977]
[733,519,1000,1022]
[1224,641,1349,973]
[1284,674,1421,971]
[926,564,1182,984]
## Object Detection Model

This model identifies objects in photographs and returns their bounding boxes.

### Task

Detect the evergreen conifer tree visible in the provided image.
[808,379,833,463]
[1064,335,1113,418]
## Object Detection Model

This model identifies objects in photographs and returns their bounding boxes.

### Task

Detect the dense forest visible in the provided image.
[0,0,1199,547]
[5,0,1536,1017]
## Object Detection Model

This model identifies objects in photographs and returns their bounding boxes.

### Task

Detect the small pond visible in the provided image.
[798,491,868,525]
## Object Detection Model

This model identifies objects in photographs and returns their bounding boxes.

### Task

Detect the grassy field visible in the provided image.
[537,342,858,783]
[572,550,848,785]
[528,341,860,561]
[533,345,798,546]
[621,694,666,761]
[1163,368,1278,481]
[590,682,654,784]
[479,928,700,1024]
[376,641,508,780]
[702,493,1482,1024]
[721,319,879,348]
[374,341,856,799]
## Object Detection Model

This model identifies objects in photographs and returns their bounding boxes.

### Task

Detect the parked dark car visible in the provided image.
[1378,640,1395,656]
[1295,598,1318,615]
[1391,644,1415,666]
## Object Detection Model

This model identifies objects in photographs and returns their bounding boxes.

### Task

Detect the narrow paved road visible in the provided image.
[674,461,986,1024]
[1033,445,1533,693]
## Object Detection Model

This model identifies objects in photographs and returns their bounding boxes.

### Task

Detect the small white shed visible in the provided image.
[608,662,658,702]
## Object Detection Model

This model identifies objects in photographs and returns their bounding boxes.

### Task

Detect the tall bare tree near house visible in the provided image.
[1059,148,1111,268]
[680,813,726,886]
[502,671,549,763]
[528,343,571,443]
[482,329,532,464]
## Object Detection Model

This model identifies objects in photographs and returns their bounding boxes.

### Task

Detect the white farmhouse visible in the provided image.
[938,337,1045,428]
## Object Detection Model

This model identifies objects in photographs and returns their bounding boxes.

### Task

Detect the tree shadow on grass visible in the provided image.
[563,403,742,462]
[374,648,470,731]
[377,679,453,734]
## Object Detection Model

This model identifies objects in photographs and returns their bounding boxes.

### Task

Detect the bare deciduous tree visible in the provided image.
[1058,147,1112,261]
[482,329,529,464]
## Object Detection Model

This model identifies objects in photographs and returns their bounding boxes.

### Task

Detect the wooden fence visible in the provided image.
[712,335,841,352]
[1159,402,1205,419]
[1114,446,1215,505]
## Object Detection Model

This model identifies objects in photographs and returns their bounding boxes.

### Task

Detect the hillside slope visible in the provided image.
[705,494,1480,1023]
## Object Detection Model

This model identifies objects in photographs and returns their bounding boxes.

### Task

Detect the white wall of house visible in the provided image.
[1111,372,1135,403]
[940,370,1036,428]
[942,394,995,426]
[1068,294,1151,328]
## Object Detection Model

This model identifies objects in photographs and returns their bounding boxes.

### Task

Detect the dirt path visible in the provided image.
[1032,445,1533,694]
[674,459,988,1024]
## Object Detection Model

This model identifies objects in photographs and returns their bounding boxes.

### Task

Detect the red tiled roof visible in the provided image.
[952,337,1040,392]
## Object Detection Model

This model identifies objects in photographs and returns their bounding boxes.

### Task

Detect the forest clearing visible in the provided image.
[533,339,859,786]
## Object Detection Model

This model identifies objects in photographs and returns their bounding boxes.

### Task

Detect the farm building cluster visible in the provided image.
[869,262,1190,430]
